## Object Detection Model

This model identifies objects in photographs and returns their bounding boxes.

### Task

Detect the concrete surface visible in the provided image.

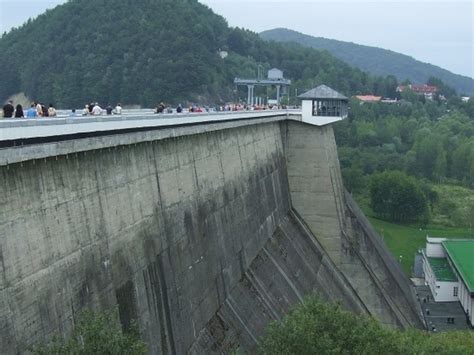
[0,115,423,354]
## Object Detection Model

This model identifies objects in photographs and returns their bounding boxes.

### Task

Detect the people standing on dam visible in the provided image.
[155,102,165,113]
[2,100,14,118]
[14,104,24,118]
[26,104,37,118]
[176,104,183,113]
[92,103,103,115]
[114,103,122,115]
[105,104,113,115]
[41,104,49,117]
[48,104,57,117]
[35,102,43,117]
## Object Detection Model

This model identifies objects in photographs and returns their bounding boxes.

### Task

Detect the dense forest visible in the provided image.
[260,28,474,95]
[335,92,474,225]
[0,0,430,108]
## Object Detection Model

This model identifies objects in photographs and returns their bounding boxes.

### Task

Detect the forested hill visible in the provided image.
[260,28,474,95]
[2,0,401,108]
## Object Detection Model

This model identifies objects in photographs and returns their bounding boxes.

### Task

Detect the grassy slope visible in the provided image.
[368,218,472,275]
[355,186,474,275]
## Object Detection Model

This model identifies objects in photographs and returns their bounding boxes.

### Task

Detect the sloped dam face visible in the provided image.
[0,118,423,354]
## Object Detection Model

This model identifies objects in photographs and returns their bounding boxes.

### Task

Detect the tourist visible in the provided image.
[105,104,113,115]
[2,100,14,118]
[69,109,77,117]
[114,103,122,115]
[26,104,37,118]
[176,104,183,113]
[35,102,43,117]
[14,104,24,118]
[48,103,57,117]
[155,102,165,114]
[41,104,49,117]
[82,104,89,115]
[92,103,102,115]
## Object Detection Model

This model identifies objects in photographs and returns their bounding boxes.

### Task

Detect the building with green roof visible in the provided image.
[422,237,474,327]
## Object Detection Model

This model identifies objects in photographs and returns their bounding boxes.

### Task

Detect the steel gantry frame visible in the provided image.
[234,78,291,106]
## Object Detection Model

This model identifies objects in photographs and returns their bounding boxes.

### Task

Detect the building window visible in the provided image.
[453,287,458,297]
[312,99,345,117]
[447,317,455,324]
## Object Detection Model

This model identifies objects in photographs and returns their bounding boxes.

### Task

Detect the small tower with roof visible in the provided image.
[298,85,348,126]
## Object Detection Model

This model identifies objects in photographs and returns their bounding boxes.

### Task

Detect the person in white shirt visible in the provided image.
[48,104,57,117]
[92,103,102,115]
[114,103,122,115]
[36,102,43,117]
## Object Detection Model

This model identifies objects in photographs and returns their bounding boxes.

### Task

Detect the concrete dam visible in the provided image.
[0,109,424,353]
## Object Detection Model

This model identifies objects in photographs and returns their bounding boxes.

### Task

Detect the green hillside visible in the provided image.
[260,28,474,95]
[0,0,391,108]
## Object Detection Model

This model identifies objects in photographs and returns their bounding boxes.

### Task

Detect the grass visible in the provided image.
[353,186,474,276]
[431,184,474,227]
[367,217,473,275]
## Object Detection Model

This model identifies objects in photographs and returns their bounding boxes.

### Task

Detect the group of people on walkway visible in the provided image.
[1,100,123,118]
[82,102,122,116]
[2,101,57,118]
[3,99,284,119]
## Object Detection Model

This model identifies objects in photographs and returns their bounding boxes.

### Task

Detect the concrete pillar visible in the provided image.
[276,85,281,105]
[286,121,345,265]
[247,85,255,106]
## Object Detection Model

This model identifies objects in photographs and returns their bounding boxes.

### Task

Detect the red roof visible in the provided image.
[397,84,438,94]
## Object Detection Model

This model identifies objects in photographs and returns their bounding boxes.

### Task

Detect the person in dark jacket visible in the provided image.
[41,104,49,117]
[14,104,24,118]
[3,100,14,118]
[155,102,165,113]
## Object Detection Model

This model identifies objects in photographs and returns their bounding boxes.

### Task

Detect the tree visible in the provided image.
[369,171,429,223]
[259,296,398,354]
[342,167,366,193]
[427,76,457,98]
[259,296,474,354]
[31,308,147,355]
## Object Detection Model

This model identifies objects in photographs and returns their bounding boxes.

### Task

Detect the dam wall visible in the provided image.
[286,121,423,328]
[0,115,423,354]
[0,121,291,353]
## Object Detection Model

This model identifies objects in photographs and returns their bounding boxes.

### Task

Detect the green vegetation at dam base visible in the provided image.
[34,297,473,354]
[259,296,474,354]
[369,218,472,276]
[354,184,474,276]
[31,308,147,355]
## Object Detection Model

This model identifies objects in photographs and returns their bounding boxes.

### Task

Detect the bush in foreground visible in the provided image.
[259,296,474,354]
[31,308,147,355]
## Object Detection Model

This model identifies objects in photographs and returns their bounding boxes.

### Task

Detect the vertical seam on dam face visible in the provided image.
[0,118,422,354]
[157,254,177,355]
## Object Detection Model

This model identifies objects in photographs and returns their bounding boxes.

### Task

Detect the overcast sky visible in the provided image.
[1,0,472,78]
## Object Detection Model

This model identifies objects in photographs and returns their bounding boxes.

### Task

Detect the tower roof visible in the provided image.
[298,85,348,100]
